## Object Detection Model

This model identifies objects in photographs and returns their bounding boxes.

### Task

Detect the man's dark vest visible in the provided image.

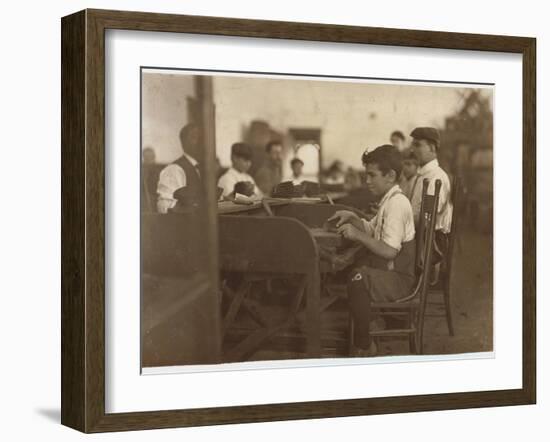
[172,154,202,209]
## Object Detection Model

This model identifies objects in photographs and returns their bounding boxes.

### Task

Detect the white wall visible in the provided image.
[145,72,482,170]
[141,73,195,163]
[213,74,479,168]
[1,1,547,441]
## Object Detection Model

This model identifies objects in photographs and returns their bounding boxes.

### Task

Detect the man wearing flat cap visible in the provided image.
[409,127,453,233]
[217,142,262,199]
[409,128,453,285]
[409,127,452,234]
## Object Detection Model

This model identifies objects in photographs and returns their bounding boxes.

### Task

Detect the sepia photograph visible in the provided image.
[140,68,494,370]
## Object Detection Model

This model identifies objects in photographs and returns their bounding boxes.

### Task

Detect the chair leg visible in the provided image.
[415,314,424,355]
[416,333,423,355]
[443,285,455,336]
[348,315,355,356]
[305,272,321,358]
[408,311,417,354]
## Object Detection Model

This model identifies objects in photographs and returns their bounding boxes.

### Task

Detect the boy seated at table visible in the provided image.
[327,144,416,357]
[217,142,262,200]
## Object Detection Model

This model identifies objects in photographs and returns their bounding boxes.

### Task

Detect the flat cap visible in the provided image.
[231,142,253,160]
[410,127,440,145]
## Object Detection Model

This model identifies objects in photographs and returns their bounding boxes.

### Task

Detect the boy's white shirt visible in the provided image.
[361,184,415,252]
[217,167,262,198]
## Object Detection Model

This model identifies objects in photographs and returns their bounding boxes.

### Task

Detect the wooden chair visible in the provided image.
[218,215,321,361]
[426,176,463,336]
[350,179,441,355]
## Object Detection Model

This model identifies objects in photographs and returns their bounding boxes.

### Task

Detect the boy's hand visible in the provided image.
[337,223,363,242]
[327,210,360,228]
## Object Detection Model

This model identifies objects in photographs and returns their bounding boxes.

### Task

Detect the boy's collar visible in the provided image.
[378,184,401,205]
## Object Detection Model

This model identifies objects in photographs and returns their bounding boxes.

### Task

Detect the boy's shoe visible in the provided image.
[350,341,378,357]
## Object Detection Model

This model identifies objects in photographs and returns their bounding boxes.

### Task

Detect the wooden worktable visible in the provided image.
[217,196,330,215]
[309,228,344,248]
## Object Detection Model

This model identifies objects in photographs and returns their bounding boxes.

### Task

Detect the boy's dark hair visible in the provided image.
[265,140,282,153]
[390,130,405,141]
[362,144,403,180]
[290,157,304,167]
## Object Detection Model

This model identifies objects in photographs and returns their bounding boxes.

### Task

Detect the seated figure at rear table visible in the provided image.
[217,142,262,201]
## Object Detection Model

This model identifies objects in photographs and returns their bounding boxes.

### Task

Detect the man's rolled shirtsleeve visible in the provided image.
[156,164,186,213]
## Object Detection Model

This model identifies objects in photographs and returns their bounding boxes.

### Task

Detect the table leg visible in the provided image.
[305,268,321,357]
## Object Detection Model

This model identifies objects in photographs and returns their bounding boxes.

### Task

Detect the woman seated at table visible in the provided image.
[327,144,416,357]
[217,142,262,200]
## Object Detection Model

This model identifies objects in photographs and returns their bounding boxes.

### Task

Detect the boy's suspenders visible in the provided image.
[372,187,413,272]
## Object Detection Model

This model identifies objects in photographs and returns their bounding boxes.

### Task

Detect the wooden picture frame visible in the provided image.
[61,8,536,433]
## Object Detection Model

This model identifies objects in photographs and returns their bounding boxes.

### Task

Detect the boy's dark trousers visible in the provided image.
[347,271,372,350]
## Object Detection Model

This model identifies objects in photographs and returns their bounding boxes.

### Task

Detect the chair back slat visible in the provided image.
[415,179,441,352]
[415,178,430,270]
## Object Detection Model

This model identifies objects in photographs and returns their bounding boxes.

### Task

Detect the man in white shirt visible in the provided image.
[409,127,453,234]
[217,143,262,199]
[409,127,453,286]
[156,124,202,214]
